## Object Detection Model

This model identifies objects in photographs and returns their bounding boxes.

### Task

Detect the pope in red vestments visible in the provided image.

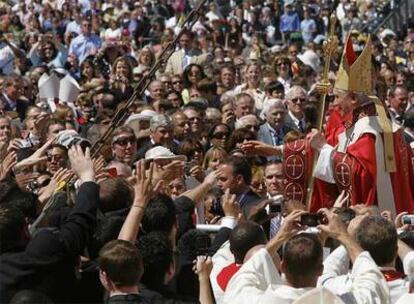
[308,35,414,215]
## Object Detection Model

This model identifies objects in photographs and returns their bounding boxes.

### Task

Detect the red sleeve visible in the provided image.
[332,133,377,206]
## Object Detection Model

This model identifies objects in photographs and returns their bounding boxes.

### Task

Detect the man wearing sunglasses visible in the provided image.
[111,126,137,167]
[46,144,68,175]
[284,85,308,133]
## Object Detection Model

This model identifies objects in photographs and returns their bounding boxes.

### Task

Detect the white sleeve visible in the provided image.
[313,144,336,184]
[403,251,414,275]
[347,251,390,304]
[318,245,352,294]
[223,248,282,304]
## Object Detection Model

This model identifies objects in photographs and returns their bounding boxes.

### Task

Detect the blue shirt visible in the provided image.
[301,19,316,43]
[280,12,301,33]
[68,34,101,63]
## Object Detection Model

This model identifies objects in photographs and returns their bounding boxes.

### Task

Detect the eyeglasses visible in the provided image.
[47,154,64,162]
[114,136,136,146]
[173,80,182,84]
[291,97,306,103]
[213,132,229,139]
[277,62,289,67]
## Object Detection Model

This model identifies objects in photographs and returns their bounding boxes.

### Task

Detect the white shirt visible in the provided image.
[224,248,389,304]
[319,245,414,303]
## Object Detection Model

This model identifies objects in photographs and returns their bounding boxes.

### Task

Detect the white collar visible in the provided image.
[288,110,303,127]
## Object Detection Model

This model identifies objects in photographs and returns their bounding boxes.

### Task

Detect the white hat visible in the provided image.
[125,110,157,125]
[297,49,321,73]
[145,146,187,162]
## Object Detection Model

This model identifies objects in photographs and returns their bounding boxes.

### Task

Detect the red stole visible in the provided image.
[381,269,406,282]
[217,263,241,291]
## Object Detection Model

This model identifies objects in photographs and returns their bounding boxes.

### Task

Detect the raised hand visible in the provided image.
[134,160,162,207]
[68,146,94,183]
[222,188,239,218]
[306,128,327,152]
[193,255,213,278]
[333,190,350,208]
[241,140,281,157]
[0,151,17,181]
[14,137,55,169]
[38,168,74,204]
[317,208,348,240]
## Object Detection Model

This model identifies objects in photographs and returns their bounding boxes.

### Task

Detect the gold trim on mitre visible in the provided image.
[335,34,372,95]
[335,33,396,173]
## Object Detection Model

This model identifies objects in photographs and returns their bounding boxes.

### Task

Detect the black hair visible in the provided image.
[142,194,176,234]
[223,155,253,185]
[355,216,398,266]
[138,231,173,290]
[229,221,267,264]
[0,205,26,253]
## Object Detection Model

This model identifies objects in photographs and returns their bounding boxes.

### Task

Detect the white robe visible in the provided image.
[319,245,414,304]
[224,247,389,304]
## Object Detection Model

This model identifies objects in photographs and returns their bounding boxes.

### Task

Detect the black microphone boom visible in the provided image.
[91,0,210,157]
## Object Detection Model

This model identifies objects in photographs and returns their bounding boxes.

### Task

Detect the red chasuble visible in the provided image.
[315,116,414,214]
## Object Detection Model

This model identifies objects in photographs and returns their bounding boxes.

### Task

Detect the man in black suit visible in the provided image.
[0,145,98,303]
[0,76,28,121]
[257,98,292,160]
[283,85,308,133]
[217,156,261,219]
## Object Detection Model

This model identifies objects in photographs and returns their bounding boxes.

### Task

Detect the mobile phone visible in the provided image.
[402,215,414,225]
[19,138,34,148]
[269,195,283,213]
[195,234,211,256]
[270,202,282,213]
[300,214,323,227]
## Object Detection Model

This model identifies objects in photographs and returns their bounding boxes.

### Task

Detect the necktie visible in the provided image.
[270,215,282,239]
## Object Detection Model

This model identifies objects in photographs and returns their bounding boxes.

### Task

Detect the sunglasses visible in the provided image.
[291,97,306,103]
[173,80,182,84]
[277,62,289,66]
[47,154,64,162]
[213,132,229,139]
[114,136,136,146]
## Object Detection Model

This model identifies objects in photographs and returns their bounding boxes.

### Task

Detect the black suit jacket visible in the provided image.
[0,182,99,303]
[283,112,306,133]
[239,190,262,219]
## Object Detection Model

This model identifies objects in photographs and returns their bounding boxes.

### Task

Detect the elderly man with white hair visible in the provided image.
[284,85,308,133]
[235,114,260,138]
[257,98,292,160]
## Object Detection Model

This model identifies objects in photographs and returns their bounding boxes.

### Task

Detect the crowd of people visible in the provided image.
[1,0,414,303]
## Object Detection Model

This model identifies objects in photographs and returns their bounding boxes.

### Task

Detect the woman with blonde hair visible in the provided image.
[203,146,228,171]
[110,56,134,99]
[232,60,266,110]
